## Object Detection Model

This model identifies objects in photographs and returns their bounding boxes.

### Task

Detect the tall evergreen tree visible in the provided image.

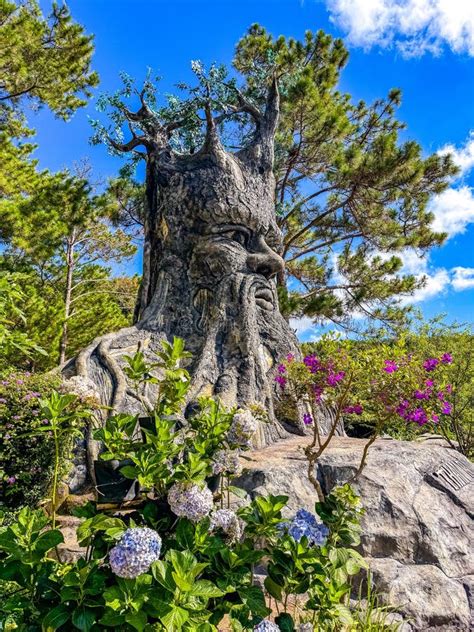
[92,27,457,331]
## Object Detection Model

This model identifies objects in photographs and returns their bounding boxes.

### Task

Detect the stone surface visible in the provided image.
[236,435,474,630]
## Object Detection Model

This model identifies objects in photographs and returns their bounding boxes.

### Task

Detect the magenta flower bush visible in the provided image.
[277,343,453,436]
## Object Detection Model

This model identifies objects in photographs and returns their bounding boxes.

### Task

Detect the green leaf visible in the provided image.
[228,485,247,499]
[35,529,64,554]
[125,610,147,631]
[99,610,125,627]
[71,606,96,632]
[275,613,295,632]
[161,605,189,630]
[42,604,70,631]
[190,580,224,598]
[264,576,283,601]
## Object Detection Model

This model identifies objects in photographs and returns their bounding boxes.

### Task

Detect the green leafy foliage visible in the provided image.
[0,371,60,509]
[0,338,388,631]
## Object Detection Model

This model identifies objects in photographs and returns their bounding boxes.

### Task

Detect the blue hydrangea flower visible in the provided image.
[109,527,161,578]
[253,621,280,631]
[284,508,329,547]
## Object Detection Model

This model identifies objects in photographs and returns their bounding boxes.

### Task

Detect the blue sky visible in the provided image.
[33,0,474,338]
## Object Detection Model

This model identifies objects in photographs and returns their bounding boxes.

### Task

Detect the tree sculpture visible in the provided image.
[68,26,455,449]
[68,65,308,447]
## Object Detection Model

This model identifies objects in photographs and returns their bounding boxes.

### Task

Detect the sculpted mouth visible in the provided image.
[254,285,275,311]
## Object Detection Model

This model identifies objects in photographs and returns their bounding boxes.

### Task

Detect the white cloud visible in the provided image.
[289,315,316,337]
[451,266,474,290]
[430,185,474,237]
[325,0,474,57]
[438,132,474,176]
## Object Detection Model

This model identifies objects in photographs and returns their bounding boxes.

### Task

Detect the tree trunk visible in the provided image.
[63,84,318,451]
[59,233,75,365]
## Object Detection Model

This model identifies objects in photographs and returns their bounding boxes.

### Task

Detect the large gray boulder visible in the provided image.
[235,435,474,631]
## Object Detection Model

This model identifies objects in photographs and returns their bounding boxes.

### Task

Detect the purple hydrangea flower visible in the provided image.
[109,527,161,578]
[209,509,242,541]
[254,621,281,632]
[423,358,439,372]
[441,353,453,364]
[168,482,213,522]
[211,449,242,476]
[227,410,258,448]
[383,360,398,373]
[303,413,313,425]
[277,364,286,374]
[284,508,329,547]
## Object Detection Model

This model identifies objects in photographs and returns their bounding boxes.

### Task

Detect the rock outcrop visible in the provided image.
[235,435,474,631]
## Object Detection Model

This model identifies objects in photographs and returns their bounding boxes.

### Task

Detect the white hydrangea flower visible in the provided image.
[109,527,161,578]
[168,481,213,522]
[227,410,258,448]
[209,509,242,541]
[211,449,242,476]
[254,621,280,632]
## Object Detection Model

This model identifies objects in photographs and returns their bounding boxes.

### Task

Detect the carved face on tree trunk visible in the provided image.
[137,155,298,441]
[68,77,310,454]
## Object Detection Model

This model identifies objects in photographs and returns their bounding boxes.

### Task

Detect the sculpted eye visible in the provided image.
[224,229,249,248]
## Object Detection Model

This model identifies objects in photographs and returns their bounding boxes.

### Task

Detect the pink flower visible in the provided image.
[286,353,295,362]
[275,375,286,388]
[423,358,439,372]
[383,360,398,373]
[327,371,345,386]
[277,364,286,374]
[6,476,16,485]
[441,401,452,415]
[431,414,439,423]
[344,404,363,415]
[441,353,453,364]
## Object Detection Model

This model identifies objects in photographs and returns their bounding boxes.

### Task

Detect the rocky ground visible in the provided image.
[235,434,474,631]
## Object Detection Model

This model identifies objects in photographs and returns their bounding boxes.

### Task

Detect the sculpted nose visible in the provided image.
[247,236,285,280]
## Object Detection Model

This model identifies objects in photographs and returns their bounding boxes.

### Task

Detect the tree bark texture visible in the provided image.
[63,80,335,450]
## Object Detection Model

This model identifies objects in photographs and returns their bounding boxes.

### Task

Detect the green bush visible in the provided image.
[0,338,398,631]
[0,371,61,509]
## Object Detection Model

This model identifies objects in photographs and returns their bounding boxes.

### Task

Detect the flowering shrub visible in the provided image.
[109,528,162,578]
[0,371,61,509]
[0,339,396,631]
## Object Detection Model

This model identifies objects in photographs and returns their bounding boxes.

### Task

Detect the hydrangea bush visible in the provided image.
[0,339,398,631]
